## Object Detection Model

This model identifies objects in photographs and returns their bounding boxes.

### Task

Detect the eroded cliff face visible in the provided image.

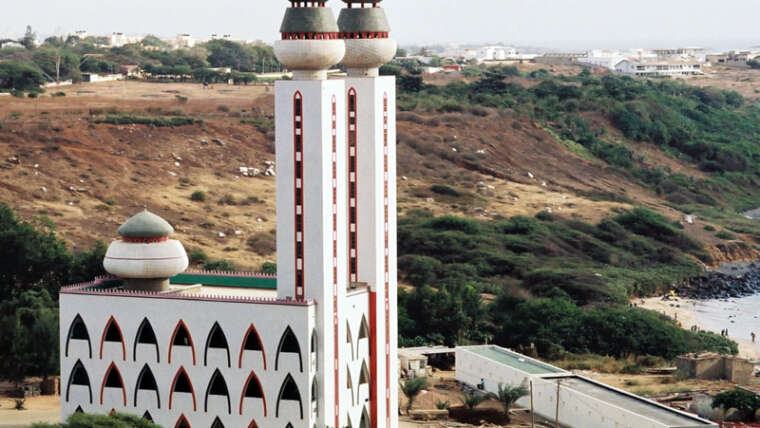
[709,240,760,265]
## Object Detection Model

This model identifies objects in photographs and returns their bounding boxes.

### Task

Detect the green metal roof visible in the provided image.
[117,210,174,238]
[337,8,390,32]
[470,346,564,375]
[280,7,340,33]
[171,273,277,289]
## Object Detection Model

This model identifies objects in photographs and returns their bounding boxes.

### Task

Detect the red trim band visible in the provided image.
[122,236,169,243]
[383,92,391,426]
[339,32,389,39]
[281,32,340,40]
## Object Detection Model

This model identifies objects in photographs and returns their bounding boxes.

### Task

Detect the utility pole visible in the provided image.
[555,380,561,428]
[55,51,61,83]
[530,380,535,428]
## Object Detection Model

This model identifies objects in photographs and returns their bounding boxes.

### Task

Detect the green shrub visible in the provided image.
[703,224,716,231]
[190,190,206,202]
[712,388,760,421]
[716,230,736,240]
[94,114,201,127]
[188,249,208,265]
[261,261,276,275]
[203,259,236,272]
[430,184,462,197]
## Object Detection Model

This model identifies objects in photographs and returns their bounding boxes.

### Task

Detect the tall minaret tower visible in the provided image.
[274,3,347,428]
[338,2,398,428]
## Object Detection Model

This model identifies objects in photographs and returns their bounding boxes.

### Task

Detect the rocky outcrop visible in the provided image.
[709,240,760,265]
[675,262,760,299]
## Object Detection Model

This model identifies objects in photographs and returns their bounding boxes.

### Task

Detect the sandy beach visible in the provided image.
[638,296,760,360]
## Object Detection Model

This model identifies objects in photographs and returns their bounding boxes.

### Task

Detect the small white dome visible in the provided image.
[104,240,189,280]
[274,39,346,80]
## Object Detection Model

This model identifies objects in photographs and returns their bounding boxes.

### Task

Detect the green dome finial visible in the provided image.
[117,210,174,238]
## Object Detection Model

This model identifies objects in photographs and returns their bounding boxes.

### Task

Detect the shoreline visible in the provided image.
[638,296,760,360]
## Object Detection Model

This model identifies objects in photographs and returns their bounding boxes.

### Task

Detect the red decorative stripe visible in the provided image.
[331,95,340,428]
[99,362,127,406]
[347,88,358,283]
[122,236,169,243]
[294,92,305,301]
[339,32,389,40]
[169,367,197,411]
[281,32,340,40]
[168,319,196,366]
[369,291,378,428]
[99,315,126,361]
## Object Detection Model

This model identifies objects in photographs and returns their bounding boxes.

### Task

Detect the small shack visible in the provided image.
[676,353,753,384]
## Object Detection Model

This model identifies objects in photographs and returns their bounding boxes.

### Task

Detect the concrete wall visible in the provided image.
[60,292,315,428]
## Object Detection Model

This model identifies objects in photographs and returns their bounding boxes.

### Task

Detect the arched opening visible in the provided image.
[360,407,370,428]
[74,405,84,413]
[239,370,267,416]
[142,411,153,421]
[346,321,354,360]
[66,359,92,403]
[310,329,317,370]
[359,360,370,385]
[99,316,125,360]
[134,318,159,363]
[169,366,197,411]
[247,420,258,428]
[239,324,266,370]
[210,416,225,428]
[276,326,302,372]
[347,364,355,406]
[311,378,317,404]
[169,320,196,365]
[134,364,160,408]
[66,314,92,358]
[175,414,191,428]
[100,362,126,406]
[205,322,231,368]
[276,374,303,419]
[205,369,231,414]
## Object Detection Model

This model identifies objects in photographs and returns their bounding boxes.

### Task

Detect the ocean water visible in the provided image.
[693,294,760,352]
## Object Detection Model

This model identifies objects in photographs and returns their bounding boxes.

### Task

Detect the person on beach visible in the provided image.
[753,332,756,343]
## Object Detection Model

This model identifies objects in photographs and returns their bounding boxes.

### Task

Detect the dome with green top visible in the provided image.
[117,209,174,238]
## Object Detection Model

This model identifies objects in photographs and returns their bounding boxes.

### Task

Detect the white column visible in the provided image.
[275,79,348,428]
[345,75,397,428]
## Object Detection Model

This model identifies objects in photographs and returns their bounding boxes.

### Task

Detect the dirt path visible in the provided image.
[0,396,60,427]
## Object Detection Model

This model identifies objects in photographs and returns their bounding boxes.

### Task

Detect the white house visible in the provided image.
[615,57,703,77]
[176,34,196,49]
[60,2,399,428]
[476,46,518,62]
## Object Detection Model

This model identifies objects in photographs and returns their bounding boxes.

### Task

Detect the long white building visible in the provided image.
[59,1,399,427]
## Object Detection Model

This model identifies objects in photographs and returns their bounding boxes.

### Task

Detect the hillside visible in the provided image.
[2,72,759,272]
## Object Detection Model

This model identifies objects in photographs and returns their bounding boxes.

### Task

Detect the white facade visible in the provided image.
[476,46,518,62]
[456,346,717,428]
[176,34,196,49]
[615,58,703,76]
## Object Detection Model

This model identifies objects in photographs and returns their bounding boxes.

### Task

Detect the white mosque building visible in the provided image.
[58,1,399,427]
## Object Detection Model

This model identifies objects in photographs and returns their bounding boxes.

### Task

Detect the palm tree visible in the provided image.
[497,383,529,422]
[460,392,487,411]
[401,377,429,413]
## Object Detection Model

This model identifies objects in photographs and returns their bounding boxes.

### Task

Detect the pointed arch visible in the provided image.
[66,359,92,403]
[347,414,354,428]
[169,319,196,365]
[276,373,303,419]
[205,322,231,367]
[142,411,153,421]
[100,362,127,406]
[311,377,317,404]
[169,366,197,411]
[239,323,266,370]
[346,320,354,360]
[347,364,355,406]
[134,317,159,363]
[99,316,126,360]
[358,315,369,339]
[247,420,259,428]
[310,329,317,370]
[276,326,302,372]
[359,360,370,385]
[285,424,294,428]
[205,369,231,414]
[74,405,84,413]
[239,370,267,416]
[210,416,225,428]
[134,364,160,408]
[360,407,370,428]
[175,414,191,428]
[66,314,92,358]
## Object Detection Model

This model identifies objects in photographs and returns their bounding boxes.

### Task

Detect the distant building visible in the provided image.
[81,73,124,83]
[707,50,760,68]
[615,57,703,77]
[577,50,625,70]
[654,47,705,57]
[109,33,140,48]
[533,52,586,66]
[74,30,88,39]
[476,46,518,62]
[176,34,195,49]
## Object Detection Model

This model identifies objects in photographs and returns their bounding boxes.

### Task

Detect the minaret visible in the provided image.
[274,3,347,428]
[337,2,398,427]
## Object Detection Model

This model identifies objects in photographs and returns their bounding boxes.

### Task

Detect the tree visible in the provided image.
[460,392,486,411]
[0,290,59,385]
[401,377,428,413]
[712,388,760,422]
[20,25,36,50]
[747,59,760,69]
[204,39,255,71]
[497,384,528,422]
[33,411,162,427]
[141,35,168,49]
[0,61,46,92]
[204,259,236,272]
